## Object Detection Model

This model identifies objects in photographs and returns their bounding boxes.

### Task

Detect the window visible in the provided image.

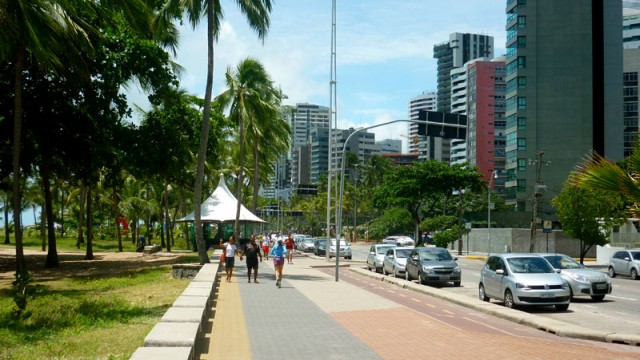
[517,138,526,150]
[517,179,527,191]
[518,16,526,28]
[517,158,526,171]
[518,117,526,129]
[517,56,526,69]
[517,36,526,48]
[517,76,527,88]
[507,132,517,147]
[518,97,527,110]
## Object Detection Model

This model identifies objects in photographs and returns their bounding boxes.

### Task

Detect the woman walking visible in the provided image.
[223,235,239,282]
[270,239,288,288]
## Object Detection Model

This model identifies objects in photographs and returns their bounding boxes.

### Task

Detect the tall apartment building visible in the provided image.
[432,33,494,162]
[504,0,623,212]
[408,92,437,160]
[466,58,507,197]
[376,139,402,154]
[623,8,640,157]
[289,103,330,187]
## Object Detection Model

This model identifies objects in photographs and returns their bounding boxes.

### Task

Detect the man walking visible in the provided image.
[240,234,263,283]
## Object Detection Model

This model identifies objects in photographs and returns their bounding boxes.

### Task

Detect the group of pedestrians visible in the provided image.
[221,233,292,288]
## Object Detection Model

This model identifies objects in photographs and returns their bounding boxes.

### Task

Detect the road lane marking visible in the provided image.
[608,295,637,301]
[411,298,421,303]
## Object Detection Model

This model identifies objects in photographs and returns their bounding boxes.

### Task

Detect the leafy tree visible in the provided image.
[552,178,626,263]
[367,208,413,241]
[372,160,484,243]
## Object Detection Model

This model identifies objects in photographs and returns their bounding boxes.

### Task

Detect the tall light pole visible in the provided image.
[326,0,337,262]
[487,170,497,255]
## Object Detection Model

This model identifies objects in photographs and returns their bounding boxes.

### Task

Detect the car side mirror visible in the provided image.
[555,269,562,274]
[369,251,375,255]
[625,257,631,262]
[496,269,505,275]
[453,257,458,261]
[388,255,395,259]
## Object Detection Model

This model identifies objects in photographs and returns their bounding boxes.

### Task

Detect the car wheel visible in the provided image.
[419,271,427,285]
[382,267,387,276]
[504,289,515,309]
[631,268,638,280]
[608,266,616,278]
[555,303,569,311]
[479,284,489,302]
[591,295,605,301]
[454,281,461,287]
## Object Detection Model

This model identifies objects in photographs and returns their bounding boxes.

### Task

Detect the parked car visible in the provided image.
[405,247,461,286]
[479,253,571,311]
[313,239,327,256]
[382,247,413,277]
[366,244,396,273]
[382,235,415,247]
[329,239,352,259]
[298,238,316,253]
[541,253,612,301]
[608,249,640,280]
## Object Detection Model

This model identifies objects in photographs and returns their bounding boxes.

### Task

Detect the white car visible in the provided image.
[329,239,352,259]
[382,235,415,247]
[382,247,413,277]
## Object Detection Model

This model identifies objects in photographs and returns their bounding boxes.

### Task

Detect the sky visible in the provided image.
[128,0,508,152]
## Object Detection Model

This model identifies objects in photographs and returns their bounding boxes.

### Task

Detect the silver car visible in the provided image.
[541,253,612,301]
[366,244,396,273]
[608,249,640,280]
[329,239,352,259]
[405,247,461,286]
[479,253,571,311]
[382,247,413,277]
[382,235,415,247]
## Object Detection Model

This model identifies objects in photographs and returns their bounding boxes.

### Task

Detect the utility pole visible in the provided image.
[529,151,550,253]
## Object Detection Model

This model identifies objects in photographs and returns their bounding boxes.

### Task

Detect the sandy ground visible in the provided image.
[0,248,188,285]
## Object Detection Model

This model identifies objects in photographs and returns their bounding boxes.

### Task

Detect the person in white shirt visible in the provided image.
[261,234,271,259]
[223,235,239,282]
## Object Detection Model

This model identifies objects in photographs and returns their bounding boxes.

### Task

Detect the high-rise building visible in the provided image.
[623,8,640,49]
[408,92,437,160]
[432,33,494,162]
[375,139,402,154]
[466,58,506,197]
[289,103,330,187]
[623,8,640,157]
[504,0,623,212]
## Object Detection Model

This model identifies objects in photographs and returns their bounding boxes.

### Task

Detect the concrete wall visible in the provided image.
[464,228,596,258]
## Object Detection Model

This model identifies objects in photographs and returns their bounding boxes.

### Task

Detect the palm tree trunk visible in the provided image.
[163,181,171,252]
[40,207,46,251]
[76,185,85,249]
[252,142,260,213]
[113,189,122,252]
[85,186,94,260]
[192,0,216,264]
[12,45,26,275]
[42,154,58,268]
[235,116,245,238]
[4,192,10,244]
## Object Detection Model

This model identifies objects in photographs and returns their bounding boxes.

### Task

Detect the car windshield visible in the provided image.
[543,255,583,270]
[331,240,349,246]
[507,257,554,273]
[396,249,412,258]
[377,246,394,254]
[419,250,452,261]
[303,239,315,244]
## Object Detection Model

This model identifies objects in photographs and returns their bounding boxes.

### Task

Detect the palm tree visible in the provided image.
[156,0,272,263]
[571,149,640,216]
[247,92,290,213]
[216,58,279,238]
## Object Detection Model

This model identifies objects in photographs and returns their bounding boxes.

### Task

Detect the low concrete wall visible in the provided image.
[131,258,221,360]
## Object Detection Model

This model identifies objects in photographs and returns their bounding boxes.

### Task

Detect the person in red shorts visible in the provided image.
[284,234,295,264]
[261,233,271,260]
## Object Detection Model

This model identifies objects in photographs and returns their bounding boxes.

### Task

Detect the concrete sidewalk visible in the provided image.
[197,253,386,360]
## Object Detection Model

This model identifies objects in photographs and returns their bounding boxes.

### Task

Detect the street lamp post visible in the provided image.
[487,170,497,255]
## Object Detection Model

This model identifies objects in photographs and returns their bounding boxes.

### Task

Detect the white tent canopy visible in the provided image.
[178,174,265,224]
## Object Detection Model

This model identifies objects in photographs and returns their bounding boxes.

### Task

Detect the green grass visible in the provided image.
[0,265,192,360]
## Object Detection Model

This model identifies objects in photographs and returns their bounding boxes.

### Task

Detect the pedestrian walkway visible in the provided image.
[197,254,388,360]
